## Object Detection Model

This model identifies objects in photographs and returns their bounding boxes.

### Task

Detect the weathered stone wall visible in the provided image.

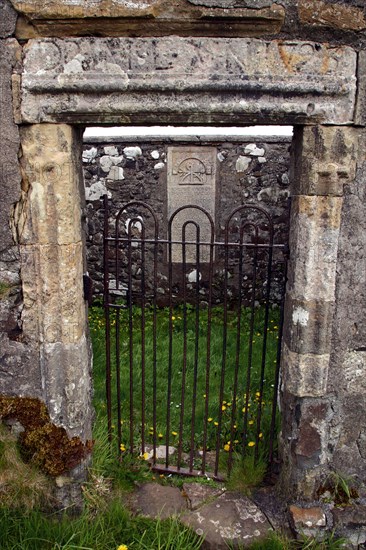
[0,0,366,526]
[0,33,42,399]
[329,130,366,478]
[278,124,366,540]
[83,135,291,297]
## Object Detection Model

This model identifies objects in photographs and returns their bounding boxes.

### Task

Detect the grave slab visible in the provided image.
[181,491,272,549]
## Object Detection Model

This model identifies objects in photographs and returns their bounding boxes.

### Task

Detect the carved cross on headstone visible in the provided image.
[173,157,213,185]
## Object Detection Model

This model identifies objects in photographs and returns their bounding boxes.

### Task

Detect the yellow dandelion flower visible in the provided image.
[214,421,218,427]
[171,316,176,321]
[221,405,226,411]
[120,444,126,452]
[249,420,254,425]
[117,545,128,550]
[222,401,227,405]
[242,407,246,413]
[159,474,165,478]
[233,424,237,429]
[224,443,230,452]
[203,394,207,398]
[172,431,178,436]
[158,433,163,439]
[259,433,263,438]
[248,441,255,447]
[274,326,278,329]
[208,417,213,422]
[255,392,261,397]
[234,439,239,444]
[140,452,149,460]
[227,402,232,407]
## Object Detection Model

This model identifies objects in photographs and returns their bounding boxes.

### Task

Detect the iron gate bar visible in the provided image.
[103,197,288,480]
[103,194,112,440]
[227,223,246,474]
[202,225,215,476]
[104,236,285,248]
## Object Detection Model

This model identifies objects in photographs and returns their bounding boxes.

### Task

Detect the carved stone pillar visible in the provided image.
[17,123,92,441]
[280,125,359,498]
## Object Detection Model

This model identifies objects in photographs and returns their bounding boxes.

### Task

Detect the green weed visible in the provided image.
[226,453,267,495]
[0,281,13,300]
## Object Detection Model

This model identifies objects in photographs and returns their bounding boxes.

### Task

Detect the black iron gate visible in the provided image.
[103,196,288,479]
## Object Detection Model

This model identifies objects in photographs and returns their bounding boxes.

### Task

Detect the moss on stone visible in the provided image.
[0,396,93,477]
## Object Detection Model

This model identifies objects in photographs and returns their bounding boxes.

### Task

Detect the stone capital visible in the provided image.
[291,126,358,197]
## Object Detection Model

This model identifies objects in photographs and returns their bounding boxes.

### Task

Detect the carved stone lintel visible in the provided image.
[20,38,357,125]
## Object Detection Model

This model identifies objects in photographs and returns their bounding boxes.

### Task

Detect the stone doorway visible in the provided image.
[12,35,362,498]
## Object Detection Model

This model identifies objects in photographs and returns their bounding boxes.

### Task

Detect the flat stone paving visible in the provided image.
[129,482,273,549]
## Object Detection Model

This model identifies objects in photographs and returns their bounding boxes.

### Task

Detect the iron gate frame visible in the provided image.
[103,195,288,480]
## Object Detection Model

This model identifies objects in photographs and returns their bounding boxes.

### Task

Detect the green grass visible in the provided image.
[0,417,204,550]
[0,503,203,550]
[90,303,281,473]
[231,531,346,550]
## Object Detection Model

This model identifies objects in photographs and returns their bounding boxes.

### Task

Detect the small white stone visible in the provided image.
[82,147,97,163]
[104,146,119,156]
[258,156,267,163]
[123,146,142,160]
[111,155,124,165]
[85,181,111,201]
[217,152,225,162]
[100,155,113,173]
[236,156,251,172]
[154,162,165,170]
[151,150,160,160]
[244,143,265,156]
[146,445,176,459]
[108,166,125,181]
[187,270,202,283]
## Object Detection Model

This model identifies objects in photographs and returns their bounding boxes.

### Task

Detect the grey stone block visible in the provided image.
[0,0,17,38]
